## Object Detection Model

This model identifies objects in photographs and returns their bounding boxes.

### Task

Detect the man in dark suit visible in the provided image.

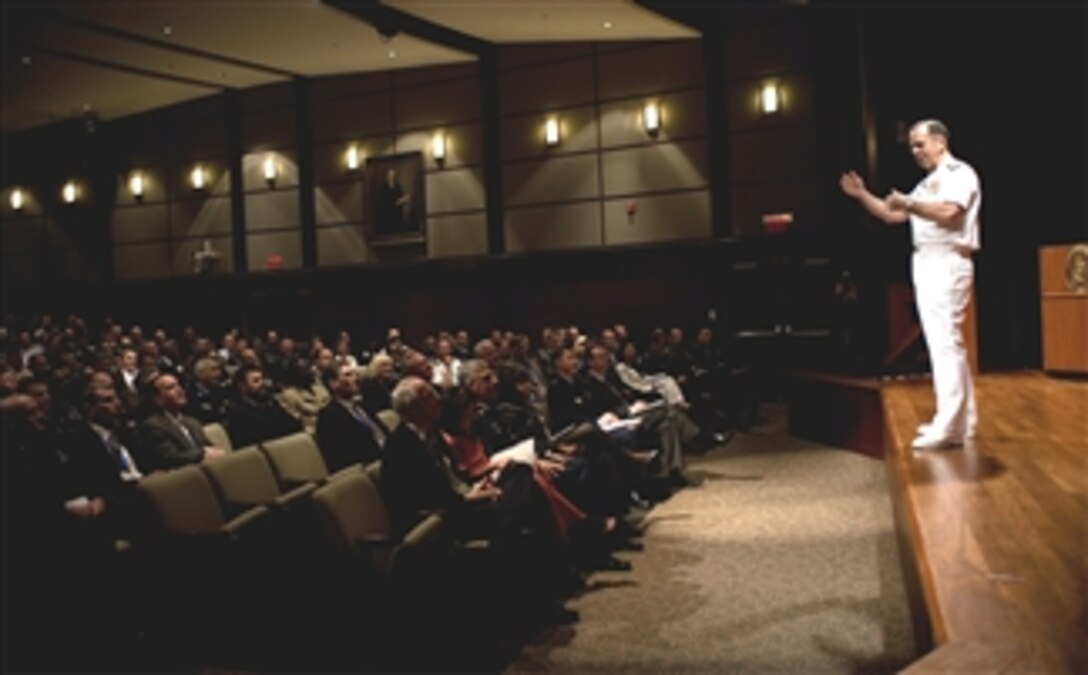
[314,362,385,473]
[382,376,590,624]
[584,344,700,486]
[380,376,501,538]
[186,356,229,424]
[224,365,302,448]
[547,346,668,505]
[66,383,144,539]
[138,372,226,471]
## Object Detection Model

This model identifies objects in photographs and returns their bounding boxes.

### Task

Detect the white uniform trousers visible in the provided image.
[912,247,977,438]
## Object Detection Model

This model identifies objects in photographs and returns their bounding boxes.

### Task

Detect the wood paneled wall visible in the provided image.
[498,41,710,252]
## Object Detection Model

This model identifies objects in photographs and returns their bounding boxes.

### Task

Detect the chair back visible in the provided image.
[202,422,233,452]
[202,446,281,516]
[261,432,329,488]
[137,465,226,536]
[312,471,394,574]
[376,409,401,433]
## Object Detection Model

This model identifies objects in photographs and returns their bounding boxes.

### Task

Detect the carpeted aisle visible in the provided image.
[505,404,918,674]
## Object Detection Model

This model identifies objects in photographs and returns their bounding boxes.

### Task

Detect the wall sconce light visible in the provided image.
[62,180,78,204]
[262,154,278,187]
[10,188,25,213]
[129,172,145,201]
[431,132,446,166]
[346,144,361,172]
[191,164,207,191]
[643,102,661,138]
[544,117,560,147]
[760,83,781,115]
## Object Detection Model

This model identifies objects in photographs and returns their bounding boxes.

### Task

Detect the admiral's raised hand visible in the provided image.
[839,171,866,198]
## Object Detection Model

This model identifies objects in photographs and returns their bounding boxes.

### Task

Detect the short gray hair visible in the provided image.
[472,339,496,359]
[459,359,489,388]
[391,375,427,415]
[193,357,220,380]
[913,118,950,142]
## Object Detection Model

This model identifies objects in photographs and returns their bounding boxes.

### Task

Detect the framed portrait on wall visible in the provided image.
[366,151,425,243]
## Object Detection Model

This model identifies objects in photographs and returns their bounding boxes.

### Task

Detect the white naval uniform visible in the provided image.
[909,153,981,440]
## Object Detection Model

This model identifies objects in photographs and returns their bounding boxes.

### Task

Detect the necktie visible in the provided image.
[102,431,132,472]
[346,402,370,429]
[347,403,385,445]
[172,416,201,450]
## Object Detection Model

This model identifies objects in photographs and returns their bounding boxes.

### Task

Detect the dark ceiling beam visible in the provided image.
[323,0,492,56]
[31,45,225,90]
[46,10,300,79]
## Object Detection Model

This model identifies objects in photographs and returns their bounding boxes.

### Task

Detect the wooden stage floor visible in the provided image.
[881,371,1087,674]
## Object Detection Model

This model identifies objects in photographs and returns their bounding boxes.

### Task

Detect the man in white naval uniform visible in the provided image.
[840,119,980,449]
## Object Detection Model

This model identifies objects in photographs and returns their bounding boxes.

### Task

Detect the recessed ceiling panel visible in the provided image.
[4,52,218,132]
[387,0,698,42]
[58,1,474,76]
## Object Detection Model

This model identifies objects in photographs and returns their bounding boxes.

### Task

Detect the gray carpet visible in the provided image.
[505,404,918,674]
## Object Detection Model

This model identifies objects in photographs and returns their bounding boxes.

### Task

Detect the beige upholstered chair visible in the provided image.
[376,408,401,433]
[311,470,443,583]
[202,422,233,452]
[261,431,362,488]
[201,446,316,518]
[136,464,268,539]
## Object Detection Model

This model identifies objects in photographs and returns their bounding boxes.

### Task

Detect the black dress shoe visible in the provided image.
[669,471,702,488]
[610,538,644,552]
[545,603,580,625]
[614,519,644,539]
[592,555,632,572]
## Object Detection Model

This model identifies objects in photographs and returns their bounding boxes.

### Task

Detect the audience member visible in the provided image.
[315,362,385,473]
[138,372,226,470]
[225,364,303,448]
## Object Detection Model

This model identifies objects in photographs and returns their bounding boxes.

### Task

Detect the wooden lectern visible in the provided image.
[1039,243,1088,373]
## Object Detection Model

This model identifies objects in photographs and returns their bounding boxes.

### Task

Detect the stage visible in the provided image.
[881,371,1087,674]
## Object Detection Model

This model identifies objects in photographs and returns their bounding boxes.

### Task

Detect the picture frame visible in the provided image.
[366,151,425,244]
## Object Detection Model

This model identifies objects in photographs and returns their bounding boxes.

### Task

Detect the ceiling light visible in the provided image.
[603,21,613,29]
[191,164,207,191]
[162,25,173,36]
[388,49,397,59]
[129,172,145,201]
[263,154,278,187]
[62,181,77,204]
[431,132,446,166]
[545,117,560,147]
[643,101,661,138]
[20,55,31,66]
[760,83,780,115]
[10,188,25,213]
[346,144,361,171]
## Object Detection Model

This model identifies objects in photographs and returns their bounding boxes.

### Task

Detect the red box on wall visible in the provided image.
[762,212,794,234]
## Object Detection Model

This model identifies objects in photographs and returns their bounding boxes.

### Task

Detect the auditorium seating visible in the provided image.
[132,464,278,664]
[377,408,401,433]
[259,430,363,489]
[201,445,316,517]
[202,422,233,452]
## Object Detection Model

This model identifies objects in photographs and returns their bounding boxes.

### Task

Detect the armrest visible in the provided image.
[222,504,271,536]
[353,534,395,548]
